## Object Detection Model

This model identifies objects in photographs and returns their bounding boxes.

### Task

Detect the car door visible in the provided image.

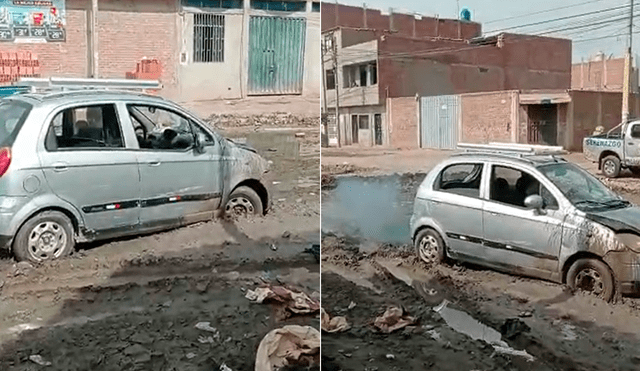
[625,123,640,161]
[125,103,222,230]
[429,162,486,259]
[38,102,140,236]
[482,163,564,277]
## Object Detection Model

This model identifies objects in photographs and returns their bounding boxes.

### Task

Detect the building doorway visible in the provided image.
[374,113,382,145]
[527,104,558,146]
[351,114,359,144]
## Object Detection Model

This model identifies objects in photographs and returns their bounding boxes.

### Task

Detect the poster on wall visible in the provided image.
[0,0,65,42]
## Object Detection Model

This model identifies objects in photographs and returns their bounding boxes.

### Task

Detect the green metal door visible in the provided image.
[248,16,306,95]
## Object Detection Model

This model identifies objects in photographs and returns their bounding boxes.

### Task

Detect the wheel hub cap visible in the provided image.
[225,197,255,216]
[604,161,615,175]
[575,268,604,295]
[28,221,67,261]
[418,235,438,263]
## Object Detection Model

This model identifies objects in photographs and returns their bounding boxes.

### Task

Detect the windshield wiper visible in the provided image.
[602,199,631,207]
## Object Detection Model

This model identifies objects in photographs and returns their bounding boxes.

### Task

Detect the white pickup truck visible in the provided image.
[583,120,640,178]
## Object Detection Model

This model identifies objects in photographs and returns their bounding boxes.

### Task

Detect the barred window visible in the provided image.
[193,13,224,63]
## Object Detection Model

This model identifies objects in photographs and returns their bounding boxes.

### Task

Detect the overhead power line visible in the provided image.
[483,0,606,25]
[487,3,630,33]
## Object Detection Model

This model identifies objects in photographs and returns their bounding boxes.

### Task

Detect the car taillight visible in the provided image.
[0,148,11,178]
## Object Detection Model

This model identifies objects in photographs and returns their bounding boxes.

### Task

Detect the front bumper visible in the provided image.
[604,249,640,295]
[0,234,11,250]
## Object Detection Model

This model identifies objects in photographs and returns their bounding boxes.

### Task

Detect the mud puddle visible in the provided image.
[321,174,425,244]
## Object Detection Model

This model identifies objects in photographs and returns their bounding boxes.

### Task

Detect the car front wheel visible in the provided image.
[414,228,446,265]
[566,258,614,302]
[225,186,263,216]
[13,211,75,263]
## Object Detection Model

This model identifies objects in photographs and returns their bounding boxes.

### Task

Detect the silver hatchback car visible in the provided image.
[410,147,640,301]
[0,88,271,263]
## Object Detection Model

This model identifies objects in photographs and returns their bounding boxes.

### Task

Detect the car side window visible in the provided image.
[631,124,640,139]
[435,163,483,198]
[490,165,558,209]
[45,104,124,151]
[127,104,196,151]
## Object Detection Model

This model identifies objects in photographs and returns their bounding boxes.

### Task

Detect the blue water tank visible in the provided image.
[461,8,471,21]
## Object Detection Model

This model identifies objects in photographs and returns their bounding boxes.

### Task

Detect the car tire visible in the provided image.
[566,258,614,302]
[225,186,263,216]
[602,155,621,178]
[13,211,75,263]
[414,228,446,265]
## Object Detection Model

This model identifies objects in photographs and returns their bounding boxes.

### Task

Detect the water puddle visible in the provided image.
[322,176,419,243]
[433,299,535,362]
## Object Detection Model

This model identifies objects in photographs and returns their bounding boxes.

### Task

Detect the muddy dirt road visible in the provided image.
[0,115,320,370]
[321,160,640,371]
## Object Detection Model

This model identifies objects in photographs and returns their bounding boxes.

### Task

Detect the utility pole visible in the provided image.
[623,0,634,123]
[456,0,461,39]
[332,31,342,148]
[321,37,328,114]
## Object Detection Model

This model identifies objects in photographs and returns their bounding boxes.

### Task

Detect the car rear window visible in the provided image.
[0,100,32,147]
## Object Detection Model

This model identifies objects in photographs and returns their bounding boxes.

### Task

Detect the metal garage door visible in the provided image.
[248,16,306,95]
[420,95,459,149]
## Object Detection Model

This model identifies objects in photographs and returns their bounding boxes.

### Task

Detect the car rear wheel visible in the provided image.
[602,155,621,178]
[566,258,614,302]
[13,211,75,263]
[414,228,446,265]
[225,186,263,216]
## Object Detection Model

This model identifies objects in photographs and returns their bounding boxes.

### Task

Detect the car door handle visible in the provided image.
[629,142,634,145]
[148,160,161,167]
[53,163,68,172]
[490,212,498,216]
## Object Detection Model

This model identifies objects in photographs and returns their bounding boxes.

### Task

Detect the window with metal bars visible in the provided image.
[193,14,225,63]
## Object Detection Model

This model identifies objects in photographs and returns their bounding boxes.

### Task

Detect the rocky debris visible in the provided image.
[245,285,320,315]
[321,308,350,333]
[499,318,531,340]
[29,355,51,366]
[206,112,319,129]
[255,325,320,371]
[373,306,417,333]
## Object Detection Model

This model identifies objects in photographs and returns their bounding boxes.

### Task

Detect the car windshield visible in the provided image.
[537,162,629,211]
[0,100,32,147]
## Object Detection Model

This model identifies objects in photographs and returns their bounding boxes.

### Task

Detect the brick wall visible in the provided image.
[461,91,515,144]
[378,34,571,99]
[571,57,639,93]
[321,2,481,40]
[98,0,178,96]
[388,97,418,149]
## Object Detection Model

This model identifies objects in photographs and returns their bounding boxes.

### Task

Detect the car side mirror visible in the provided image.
[524,194,544,212]
[194,133,206,154]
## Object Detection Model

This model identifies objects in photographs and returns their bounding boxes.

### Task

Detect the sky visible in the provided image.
[334,0,638,62]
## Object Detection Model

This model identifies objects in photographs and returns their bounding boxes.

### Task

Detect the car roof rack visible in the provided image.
[457,142,568,158]
[12,77,162,94]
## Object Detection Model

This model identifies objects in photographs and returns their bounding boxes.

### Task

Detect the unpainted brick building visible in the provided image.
[0,0,320,102]
[322,3,572,148]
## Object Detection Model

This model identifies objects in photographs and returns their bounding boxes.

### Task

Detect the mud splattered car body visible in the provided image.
[410,152,640,300]
[0,90,271,262]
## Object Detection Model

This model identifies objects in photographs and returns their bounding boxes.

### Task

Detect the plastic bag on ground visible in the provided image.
[255,325,320,371]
